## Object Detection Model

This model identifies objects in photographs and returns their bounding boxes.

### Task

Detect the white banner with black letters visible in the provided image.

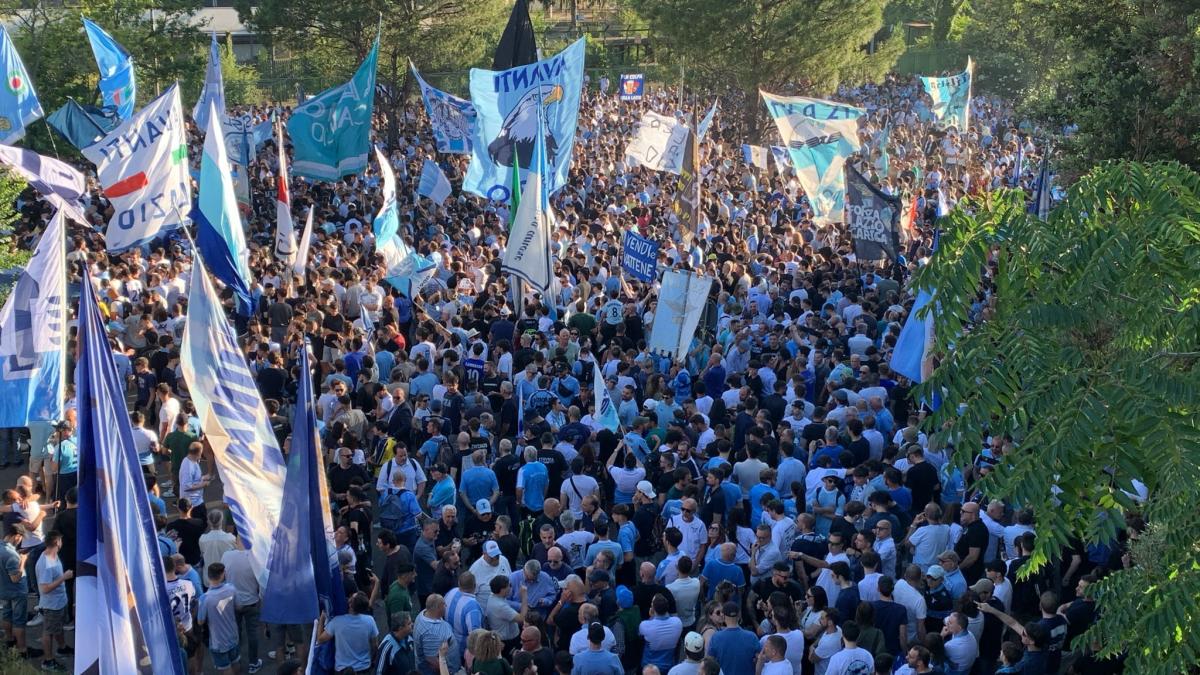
[624,111,690,174]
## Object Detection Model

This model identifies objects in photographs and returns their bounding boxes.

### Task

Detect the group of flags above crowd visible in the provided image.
[0,0,1058,671]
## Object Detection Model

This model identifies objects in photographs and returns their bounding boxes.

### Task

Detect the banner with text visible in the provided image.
[919,58,974,131]
[621,229,659,282]
[845,164,901,261]
[625,111,690,174]
[619,73,644,101]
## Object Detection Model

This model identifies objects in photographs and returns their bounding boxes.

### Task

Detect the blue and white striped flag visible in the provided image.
[179,257,287,585]
[0,210,65,427]
[193,33,226,129]
[0,144,88,224]
[375,147,437,296]
[0,26,44,145]
[194,100,254,316]
[742,144,769,170]
[261,343,346,625]
[76,268,184,675]
[593,360,619,433]
[1011,141,1024,188]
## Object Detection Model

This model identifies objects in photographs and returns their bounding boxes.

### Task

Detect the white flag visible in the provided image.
[82,85,190,252]
[501,156,555,294]
[292,206,314,281]
[273,122,297,264]
[417,160,452,205]
[624,111,690,174]
[648,269,713,361]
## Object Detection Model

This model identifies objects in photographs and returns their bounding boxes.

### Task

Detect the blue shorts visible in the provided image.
[210,645,240,670]
[0,595,28,627]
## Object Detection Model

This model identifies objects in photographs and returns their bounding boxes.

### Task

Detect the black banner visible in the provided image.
[845,165,901,261]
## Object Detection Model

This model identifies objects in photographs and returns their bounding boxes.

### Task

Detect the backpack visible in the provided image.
[378,488,421,534]
[517,514,539,560]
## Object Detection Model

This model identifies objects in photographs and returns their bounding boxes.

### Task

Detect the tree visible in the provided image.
[958,0,1200,176]
[624,0,903,134]
[240,0,510,146]
[0,171,34,307]
[220,32,263,105]
[913,162,1200,674]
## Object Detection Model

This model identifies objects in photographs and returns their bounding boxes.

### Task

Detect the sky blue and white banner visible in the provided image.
[625,111,689,174]
[0,210,64,427]
[919,58,973,131]
[648,269,713,362]
[770,145,789,171]
[621,229,658,282]
[417,159,453,205]
[742,144,769,170]
[0,27,43,145]
[194,100,254,317]
[696,98,718,140]
[619,73,644,101]
[375,148,436,296]
[287,39,378,180]
[82,84,190,252]
[193,33,226,129]
[180,258,287,585]
[262,343,346,625]
[293,206,315,280]
[466,37,585,201]
[845,164,901,261]
[46,98,117,150]
[0,144,89,223]
[500,127,555,295]
[593,360,619,433]
[762,91,864,225]
[411,61,476,155]
[82,18,135,120]
[76,268,184,675]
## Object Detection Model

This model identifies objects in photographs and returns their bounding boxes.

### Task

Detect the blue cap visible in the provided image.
[616,585,634,609]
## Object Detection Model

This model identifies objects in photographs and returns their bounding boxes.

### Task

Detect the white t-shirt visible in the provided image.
[825,646,874,675]
[812,627,843,675]
[158,396,182,436]
[561,474,600,518]
[761,660,792,675]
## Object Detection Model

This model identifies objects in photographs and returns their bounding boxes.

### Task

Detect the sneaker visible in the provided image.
[27,613,43,627]
[62,621,73,631]
[23,647,44,658]
[40,660,65,672]
[248,659,263,673]
[56,646,74,656]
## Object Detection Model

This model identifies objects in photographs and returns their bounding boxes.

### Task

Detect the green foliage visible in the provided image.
[624,0,902,130]
[913,162,1200,674]
[0,170,32,308]
[957,0,1200,175]
[219,33,264,105]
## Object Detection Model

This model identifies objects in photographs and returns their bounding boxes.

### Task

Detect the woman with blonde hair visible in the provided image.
[470,630,511,675]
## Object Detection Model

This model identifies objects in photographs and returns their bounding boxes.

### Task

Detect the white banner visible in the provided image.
[648,269,713,361]
[625,111,691,174]
[501,160,555,294]
[82,85,190,252]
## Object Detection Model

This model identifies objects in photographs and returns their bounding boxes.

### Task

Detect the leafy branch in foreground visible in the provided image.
[911,161,1200,674]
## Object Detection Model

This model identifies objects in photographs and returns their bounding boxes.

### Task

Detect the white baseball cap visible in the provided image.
[636,480,656,499]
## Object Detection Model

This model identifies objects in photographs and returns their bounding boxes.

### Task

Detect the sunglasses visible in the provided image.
[682,508,695,514]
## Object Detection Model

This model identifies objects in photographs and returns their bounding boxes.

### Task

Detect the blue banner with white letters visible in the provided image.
[621,229,659,282]
[619,73,644,101]
[465,38,585,201]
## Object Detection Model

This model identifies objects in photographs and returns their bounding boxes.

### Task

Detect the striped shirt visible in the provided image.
[444,588,481,662]
[413,611,457,675]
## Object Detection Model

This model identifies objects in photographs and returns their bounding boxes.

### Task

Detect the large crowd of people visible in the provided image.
[0,71,1129,675]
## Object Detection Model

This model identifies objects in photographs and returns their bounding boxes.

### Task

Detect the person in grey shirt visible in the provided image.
[198,563,241,672]
[414,594,458,675]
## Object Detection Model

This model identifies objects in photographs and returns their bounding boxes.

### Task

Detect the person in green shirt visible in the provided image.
[469,630,512,675]
[161,413,197,498]
[385,563,416,628]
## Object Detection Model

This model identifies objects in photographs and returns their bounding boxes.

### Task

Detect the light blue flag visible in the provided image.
[412,61,477,155]
[193,33,226,129]
[1011,141,1023,188]
[417,159,452,205]
[252,117,273,148]
[919,58,973,131]
[762,91,864,225]
[465,37,585,201]
[878,123,891,178]
[82,18,136,120]
[287,39,378,180]
[0,210,64,427]
[194,100,254,316]
[374,147,437,296]
[179,257,287,584]
[0,26,43,144]
[1030,151,1052,220]
[592,360,620,433]
[891,289,935,385]
[76,268,184,675]
[696,98,718,140]
[262,342,347,625]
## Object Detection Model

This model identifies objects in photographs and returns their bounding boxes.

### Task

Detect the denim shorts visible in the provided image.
[210,645,241,670]
[0,595,28,627]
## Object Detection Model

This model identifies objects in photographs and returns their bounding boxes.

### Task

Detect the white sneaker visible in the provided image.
[27,612,43,627]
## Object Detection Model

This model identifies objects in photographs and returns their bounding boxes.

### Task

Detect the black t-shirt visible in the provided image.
[871,599,908,656]
[753,578,804,606]
[554,601,582,652]
[536,448,568,497]
[328,463,368,499]
[166,516,205,565]
[955,520,990,583]
[340,505,374,561]
[700,484,728,526]
[847,438,871,466]
[905,461,940,511]
[632,503,661,557]
[632,582,676,620]
[1038,614,1069,672]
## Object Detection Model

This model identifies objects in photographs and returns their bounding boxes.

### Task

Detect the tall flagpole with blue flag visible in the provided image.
[81,18,136,120]
[194,99,254,317]
[75,268,185,675]
[0,26,44,144]
[592,360,620,433]
[193,33,226,129]
[890,233,942,410]
[1011,141,1024,188]
[261,341,346,639]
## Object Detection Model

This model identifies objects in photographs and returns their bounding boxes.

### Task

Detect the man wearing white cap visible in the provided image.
[667,632,706,675]
[468,532,511,609]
